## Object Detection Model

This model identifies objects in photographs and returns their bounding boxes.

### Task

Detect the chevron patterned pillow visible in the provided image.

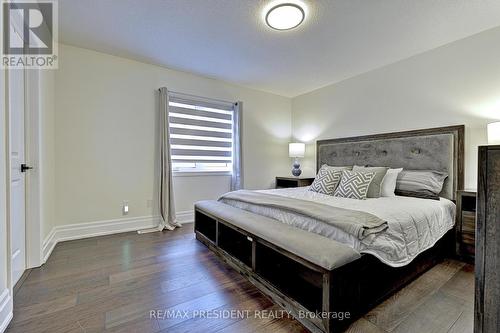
[309,166,343,195]
[334,170,376,200]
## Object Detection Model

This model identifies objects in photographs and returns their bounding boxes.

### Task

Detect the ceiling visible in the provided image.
[59,0,500,97]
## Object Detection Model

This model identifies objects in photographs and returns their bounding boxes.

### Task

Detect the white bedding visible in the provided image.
[224,187,456,267]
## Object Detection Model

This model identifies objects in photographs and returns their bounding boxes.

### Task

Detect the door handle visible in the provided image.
[21,164,33,172]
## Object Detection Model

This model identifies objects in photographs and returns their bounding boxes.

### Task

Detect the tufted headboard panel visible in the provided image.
[316,126,464,200]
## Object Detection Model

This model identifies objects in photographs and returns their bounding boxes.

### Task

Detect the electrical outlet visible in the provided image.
[123,201,129,215]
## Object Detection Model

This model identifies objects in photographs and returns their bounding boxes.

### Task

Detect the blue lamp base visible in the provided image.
[292,159,302,177]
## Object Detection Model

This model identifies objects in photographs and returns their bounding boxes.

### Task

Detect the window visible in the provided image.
[169,93,235,173]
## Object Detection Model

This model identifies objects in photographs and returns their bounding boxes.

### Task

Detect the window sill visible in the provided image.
[173,171,232,177]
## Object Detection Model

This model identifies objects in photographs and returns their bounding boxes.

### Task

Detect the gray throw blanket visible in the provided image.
[219,190,388,240]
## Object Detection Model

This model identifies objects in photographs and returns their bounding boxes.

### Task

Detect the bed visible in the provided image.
[194,125,465,333]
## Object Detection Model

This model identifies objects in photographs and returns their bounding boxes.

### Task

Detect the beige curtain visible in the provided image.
[139,88,180,234]
[158,87,181,230]
[231,101,242,191]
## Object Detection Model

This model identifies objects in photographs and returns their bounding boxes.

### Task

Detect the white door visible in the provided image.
[8,65,27,286]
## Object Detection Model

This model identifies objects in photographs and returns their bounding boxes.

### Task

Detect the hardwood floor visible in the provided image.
[7,224,474,333]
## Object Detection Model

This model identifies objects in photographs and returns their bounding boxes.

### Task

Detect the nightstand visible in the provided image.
[275,177,314,189]
[456,190,476,262]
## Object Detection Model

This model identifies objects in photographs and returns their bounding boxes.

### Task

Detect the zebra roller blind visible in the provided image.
[169,93,235,172]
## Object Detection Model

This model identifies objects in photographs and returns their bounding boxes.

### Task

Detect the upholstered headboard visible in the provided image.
[316,126,464,200]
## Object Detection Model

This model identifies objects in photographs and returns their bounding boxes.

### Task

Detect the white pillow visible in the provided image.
[380,168,403,197]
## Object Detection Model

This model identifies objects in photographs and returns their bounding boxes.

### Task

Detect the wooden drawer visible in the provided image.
[462,232,475,246]
[461,211,475,233]
[459,210,476,258]
[456,190,477,261]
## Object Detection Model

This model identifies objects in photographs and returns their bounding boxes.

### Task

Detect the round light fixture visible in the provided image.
[265,3,305,30]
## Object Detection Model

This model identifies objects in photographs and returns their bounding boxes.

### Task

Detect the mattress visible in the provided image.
[220,187,456,267]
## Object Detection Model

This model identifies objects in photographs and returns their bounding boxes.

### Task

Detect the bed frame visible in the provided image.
[195,125,464,333]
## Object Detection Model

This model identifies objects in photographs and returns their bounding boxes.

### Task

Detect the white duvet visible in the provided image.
[224,187,456,267]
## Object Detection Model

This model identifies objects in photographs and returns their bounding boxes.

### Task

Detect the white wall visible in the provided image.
[292,26,500,189]
[54,44,291,227]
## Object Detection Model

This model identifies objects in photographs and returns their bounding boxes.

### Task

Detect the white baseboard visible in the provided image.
[176,210,194,224]
[42,228,57,263]
[0,289,12,333]
[42,211,194,263]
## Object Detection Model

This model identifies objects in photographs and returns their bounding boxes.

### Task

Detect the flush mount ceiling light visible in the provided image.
[265,3,305,30]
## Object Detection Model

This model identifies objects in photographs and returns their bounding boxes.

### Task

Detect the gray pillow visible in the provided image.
[322,164,352,171]
[334,170,376,200]
[352,166,389,198]
[309,166,343,195]
[395,170,448,200]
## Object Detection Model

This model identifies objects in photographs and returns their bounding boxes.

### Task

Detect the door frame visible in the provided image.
[5,68,44,290]
[2,59,15,332]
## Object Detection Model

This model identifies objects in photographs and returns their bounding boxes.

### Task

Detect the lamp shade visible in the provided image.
[488,122,500,144]
[289,143,305,158]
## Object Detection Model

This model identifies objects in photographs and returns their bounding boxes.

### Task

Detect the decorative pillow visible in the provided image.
[380,168,403,197]
[309,166,343,195]
[395,170,448,200]
[352,166,389,198]
[334,170,376,200]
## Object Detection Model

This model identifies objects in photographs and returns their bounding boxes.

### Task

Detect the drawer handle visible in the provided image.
[247,236,253,242]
